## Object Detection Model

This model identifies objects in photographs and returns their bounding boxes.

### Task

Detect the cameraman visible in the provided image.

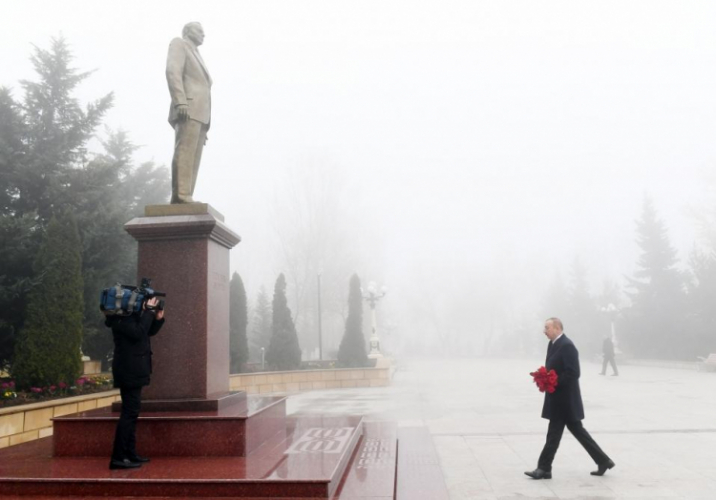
[106,296,164,470]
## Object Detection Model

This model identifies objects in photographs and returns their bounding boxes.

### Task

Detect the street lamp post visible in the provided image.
[317,273,323,361]
[362,281,387,359]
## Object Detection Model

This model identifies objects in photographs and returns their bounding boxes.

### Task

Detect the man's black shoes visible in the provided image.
[591,459,615,476]
[128,454,150,463]
[524,468,552,479]
[109,458,142,470]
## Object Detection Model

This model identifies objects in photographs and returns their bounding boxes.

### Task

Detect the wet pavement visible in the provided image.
[288,357,716,499]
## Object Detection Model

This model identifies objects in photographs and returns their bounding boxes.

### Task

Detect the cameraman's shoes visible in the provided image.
[109,458,142,470]
[128,454,150,463]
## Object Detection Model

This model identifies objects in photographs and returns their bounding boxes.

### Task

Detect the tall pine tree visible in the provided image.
[684,249,716,357]
[12,214,84,389]
[623,197,685,358]
[0,39,170,368]
[229,272,249,373]
[16,37,113,221]
[266,274,301,370]
[337,274,368,367]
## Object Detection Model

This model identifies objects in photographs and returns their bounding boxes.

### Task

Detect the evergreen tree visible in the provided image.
[684,249,716,357]
[0,38,170,367]
[0,88,36,369]
[623,197,685,358]
[337,274,368,367]
[0,214,42,370]
[16,37,113,221]
[229,272,249,373]
[266,274,301,370]
[0,39,158,369]
[12,214,84,389]
[72,130,170,365]
[0,87,27,214]
[249,286,272,363]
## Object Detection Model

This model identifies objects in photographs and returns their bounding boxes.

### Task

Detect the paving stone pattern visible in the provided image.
[289,357,716,500]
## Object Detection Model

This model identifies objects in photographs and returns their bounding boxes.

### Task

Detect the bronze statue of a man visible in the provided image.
[166,22,212,204]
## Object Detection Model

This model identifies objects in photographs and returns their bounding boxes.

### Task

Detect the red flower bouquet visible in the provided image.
[530,366,558,393]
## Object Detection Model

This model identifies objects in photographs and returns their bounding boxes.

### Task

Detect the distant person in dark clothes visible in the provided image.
[599,334,619,376]
[106,297,164,470]
[525,318,615,480]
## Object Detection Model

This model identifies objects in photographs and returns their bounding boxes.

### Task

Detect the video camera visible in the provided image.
[99,277,166,316]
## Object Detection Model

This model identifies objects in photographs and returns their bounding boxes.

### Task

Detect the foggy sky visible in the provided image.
[3,1,716,341]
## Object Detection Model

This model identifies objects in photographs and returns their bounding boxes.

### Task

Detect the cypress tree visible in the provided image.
[12,213,84,389]
[266,274,301,370]
[229,272,249,373]
[337,274,368,367]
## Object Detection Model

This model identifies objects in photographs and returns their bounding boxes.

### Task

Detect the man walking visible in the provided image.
[166,22,212,204]
[525,318,615,479]
[599,334,619,376]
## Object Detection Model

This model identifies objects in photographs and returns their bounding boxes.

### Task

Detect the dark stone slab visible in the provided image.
[1,415,365,498]
[53,396,286,457]
[110,390,247,413]
[333,421,398,499]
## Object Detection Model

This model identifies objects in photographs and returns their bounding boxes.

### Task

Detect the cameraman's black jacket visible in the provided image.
[107,312,164,388]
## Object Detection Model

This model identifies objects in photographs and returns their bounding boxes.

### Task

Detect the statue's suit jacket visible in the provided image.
[541,334,585,422]
[166,37,212,127]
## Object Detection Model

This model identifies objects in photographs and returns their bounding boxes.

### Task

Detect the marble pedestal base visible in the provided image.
[110,390,246,413]
[124,204,241,403]
[53,396,286,457]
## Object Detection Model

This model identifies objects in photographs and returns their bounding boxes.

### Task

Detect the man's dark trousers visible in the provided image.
[112,386,142,460]
[538,419,610,471]
[601,356,619,375]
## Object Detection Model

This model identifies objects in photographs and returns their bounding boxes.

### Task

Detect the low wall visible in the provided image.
[0,366,392,450]
[0,390,120,450]
[230,366,391,394]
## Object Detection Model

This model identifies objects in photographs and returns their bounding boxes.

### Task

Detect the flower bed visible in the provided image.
[0,376,113,409]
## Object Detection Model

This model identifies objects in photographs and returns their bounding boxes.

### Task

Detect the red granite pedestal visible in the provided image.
[54,396,287,457]
[0,413,452,498]
[0,204,451,498]
[123,204,240,405]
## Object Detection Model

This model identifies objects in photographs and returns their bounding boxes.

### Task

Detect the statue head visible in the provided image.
[182,22,205,46]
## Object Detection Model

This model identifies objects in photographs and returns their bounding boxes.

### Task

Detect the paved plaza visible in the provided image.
[288,357,716,500]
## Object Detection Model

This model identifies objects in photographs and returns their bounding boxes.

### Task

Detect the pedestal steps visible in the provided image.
[0,414,364,498]
[53,395,286,458]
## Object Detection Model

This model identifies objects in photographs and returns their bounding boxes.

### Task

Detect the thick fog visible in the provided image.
[4,1,716,359]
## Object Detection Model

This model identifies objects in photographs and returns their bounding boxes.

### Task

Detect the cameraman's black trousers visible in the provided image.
[111,386,142,460]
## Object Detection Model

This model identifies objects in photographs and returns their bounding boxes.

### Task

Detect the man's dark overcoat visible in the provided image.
[602,337,615,359]
[541,334,585,422]
[108,312,164,388]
